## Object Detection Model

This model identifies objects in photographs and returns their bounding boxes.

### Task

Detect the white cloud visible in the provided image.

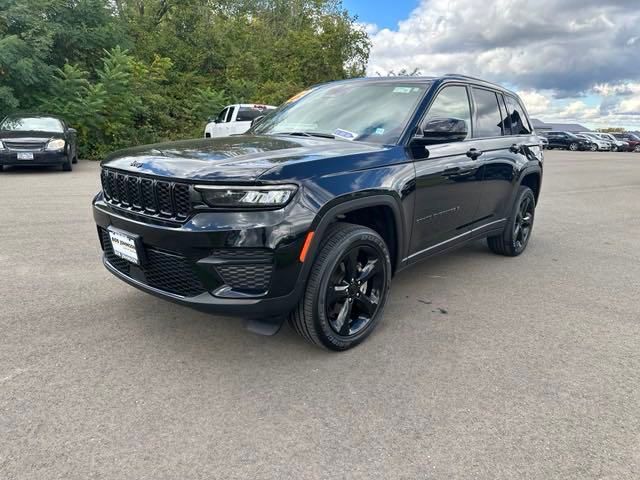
[365,0,640,129]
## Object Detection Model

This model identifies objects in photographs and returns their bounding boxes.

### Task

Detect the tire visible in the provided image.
[72,156,78,164]
[62,154,72,171]
[289,223,392,351]
[634,146,640,153]
[590,144,598,152]
[487,186,536,257]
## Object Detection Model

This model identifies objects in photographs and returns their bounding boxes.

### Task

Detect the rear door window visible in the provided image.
[471,88,503,138]
[236,108,265,122]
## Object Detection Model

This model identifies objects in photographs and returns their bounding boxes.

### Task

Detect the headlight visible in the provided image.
[46,139,66,151]
[0,141,5,150]
[196,185,297,208]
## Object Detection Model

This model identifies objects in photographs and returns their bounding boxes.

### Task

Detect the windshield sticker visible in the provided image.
[375,128,385,135]
[334,128,358,141]
[393,87,413,94]
[285,89,314,104]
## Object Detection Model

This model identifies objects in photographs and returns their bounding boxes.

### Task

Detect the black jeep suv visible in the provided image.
[93,75,543,350]
[545,131,591,151]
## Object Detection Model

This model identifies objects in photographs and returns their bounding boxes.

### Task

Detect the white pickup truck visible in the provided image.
[204,104,276,138]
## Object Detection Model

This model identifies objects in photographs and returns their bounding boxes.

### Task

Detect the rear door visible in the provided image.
[409,84,486,259]
[464,87,517,228]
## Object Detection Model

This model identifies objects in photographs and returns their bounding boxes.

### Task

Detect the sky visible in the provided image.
[344,0,640,130]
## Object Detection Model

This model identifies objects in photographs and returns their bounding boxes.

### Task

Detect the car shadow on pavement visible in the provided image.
[106,240,496,362]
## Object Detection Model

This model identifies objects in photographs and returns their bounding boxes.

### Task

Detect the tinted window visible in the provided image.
[216,107,229,123]
[472,88,503,137]
[1,116,64,132]
[504,96,532,135]
[236,108,265,122]
[498,94,512,135]
[422,85,471,140]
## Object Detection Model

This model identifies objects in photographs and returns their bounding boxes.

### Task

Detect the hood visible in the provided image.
[101,135,388,182]
[0,130,63,142]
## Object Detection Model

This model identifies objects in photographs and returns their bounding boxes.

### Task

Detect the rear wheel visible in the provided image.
[289,223,392,351]
[487,186,536,257]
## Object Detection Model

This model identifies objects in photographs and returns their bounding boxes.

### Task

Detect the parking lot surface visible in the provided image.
[1,151,640,479]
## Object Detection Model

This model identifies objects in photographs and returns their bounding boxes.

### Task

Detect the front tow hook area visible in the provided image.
[243,316,287,336]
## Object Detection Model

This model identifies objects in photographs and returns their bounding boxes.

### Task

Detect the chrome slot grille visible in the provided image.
[101,169,192,220]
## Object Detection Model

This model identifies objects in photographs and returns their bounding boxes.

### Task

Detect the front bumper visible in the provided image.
[93,197,314,318]
[0,150,66,166]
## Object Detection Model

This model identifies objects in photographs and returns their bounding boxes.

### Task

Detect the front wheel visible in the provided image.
[62,154,72,171]
[487,186,536,257]
[289,223,392,351]
[635,146,640,153]
[590,144,598,152]
[569,142,579,151]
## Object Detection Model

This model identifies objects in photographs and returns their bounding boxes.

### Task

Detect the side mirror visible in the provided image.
[251,115,266,128]
[68,128,77,135]
[418,117,468,144]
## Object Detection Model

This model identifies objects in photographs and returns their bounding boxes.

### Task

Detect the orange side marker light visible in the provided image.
[299,231,315,263]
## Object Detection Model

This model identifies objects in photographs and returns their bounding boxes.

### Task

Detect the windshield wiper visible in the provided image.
[275,131,336,139]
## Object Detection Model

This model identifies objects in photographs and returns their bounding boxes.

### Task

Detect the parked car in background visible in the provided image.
[204,104,276,138]
[539,136,548,149]
[93,75,543,351]
[546,131,592,151]
[613,132,640,152]
[577,133,611,151]
[0,114,78,172]
[594,132,629,152]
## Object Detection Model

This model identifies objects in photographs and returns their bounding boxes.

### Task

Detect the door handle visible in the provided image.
[466,148,483,160]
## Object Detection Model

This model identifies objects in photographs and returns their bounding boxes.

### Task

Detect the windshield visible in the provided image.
[1,116,64,133]
[253,82,429,144]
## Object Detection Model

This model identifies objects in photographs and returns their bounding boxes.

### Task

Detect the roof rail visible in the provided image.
[442,73,510,91]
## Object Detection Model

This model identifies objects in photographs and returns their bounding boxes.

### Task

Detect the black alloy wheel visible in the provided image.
[289,223,392,351]
[513,194,534,252]
[325,245,385,337]
[487,185,536,257]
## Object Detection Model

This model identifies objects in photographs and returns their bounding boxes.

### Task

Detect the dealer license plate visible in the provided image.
[108,230,140,265]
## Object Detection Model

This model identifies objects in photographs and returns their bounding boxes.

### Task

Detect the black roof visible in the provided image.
[343,74,519,97]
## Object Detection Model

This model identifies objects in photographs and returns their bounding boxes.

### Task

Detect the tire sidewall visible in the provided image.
[505,187,536,255]
[312,230,392,350]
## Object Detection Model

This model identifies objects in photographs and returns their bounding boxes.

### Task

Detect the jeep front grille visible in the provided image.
[100,169,192,221]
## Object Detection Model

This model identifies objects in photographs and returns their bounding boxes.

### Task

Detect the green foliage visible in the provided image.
[0,0,370,158]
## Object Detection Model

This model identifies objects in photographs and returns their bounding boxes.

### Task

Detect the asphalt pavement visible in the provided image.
[1,150,639,479]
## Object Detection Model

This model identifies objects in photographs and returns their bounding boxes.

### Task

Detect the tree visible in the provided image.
[1,0,371,157]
